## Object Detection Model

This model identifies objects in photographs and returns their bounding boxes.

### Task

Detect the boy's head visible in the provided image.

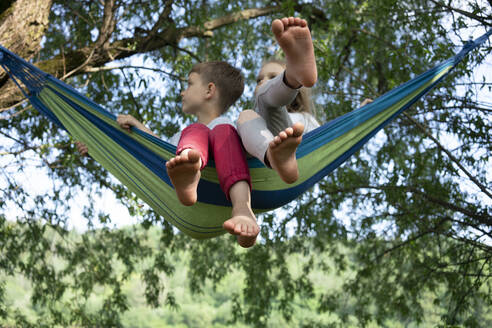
[189,61,244,114]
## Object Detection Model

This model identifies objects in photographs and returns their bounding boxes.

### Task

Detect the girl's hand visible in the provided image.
[360,98,373,107]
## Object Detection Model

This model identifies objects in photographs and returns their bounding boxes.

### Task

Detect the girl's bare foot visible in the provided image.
[266,122,304,184]
[166,149,202,206]
[272,17,317,88]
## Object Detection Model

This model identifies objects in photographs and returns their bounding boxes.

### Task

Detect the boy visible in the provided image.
[116,62,259,248]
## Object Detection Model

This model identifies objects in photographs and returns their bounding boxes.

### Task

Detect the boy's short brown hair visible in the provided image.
[190,61,244,113]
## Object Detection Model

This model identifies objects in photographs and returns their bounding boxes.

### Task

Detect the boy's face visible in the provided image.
[181,72,208,114]
[255,62,284,95]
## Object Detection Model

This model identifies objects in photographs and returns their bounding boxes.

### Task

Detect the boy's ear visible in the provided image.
[206,82,216,98]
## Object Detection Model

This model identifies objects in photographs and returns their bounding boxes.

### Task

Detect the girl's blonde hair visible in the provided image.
[261,59,315,115]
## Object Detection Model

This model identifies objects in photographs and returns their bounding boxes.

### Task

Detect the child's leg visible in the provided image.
[166,123,209,206]
[229,181,258,248]
[272,17,317,88]
[237,110,273,165]
[238,110,303,184]
[266,122,304,184]
[252,72,305,184]
[209,124,259,248]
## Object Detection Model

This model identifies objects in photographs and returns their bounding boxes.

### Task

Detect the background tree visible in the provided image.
[0,0,491,326]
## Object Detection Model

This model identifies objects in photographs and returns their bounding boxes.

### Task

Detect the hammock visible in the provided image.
[1,30,490,239]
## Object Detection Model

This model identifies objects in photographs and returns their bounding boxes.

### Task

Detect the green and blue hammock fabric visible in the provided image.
[1,30,490,239]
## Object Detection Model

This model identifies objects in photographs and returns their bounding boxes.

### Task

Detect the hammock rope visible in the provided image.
[1,30,490,239]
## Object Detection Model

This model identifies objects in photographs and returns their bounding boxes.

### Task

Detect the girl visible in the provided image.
[237,17,318,184]
[237,17,372,184]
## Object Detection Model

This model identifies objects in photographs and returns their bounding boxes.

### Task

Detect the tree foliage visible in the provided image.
[0,0,491,327]
[5,225,487,327]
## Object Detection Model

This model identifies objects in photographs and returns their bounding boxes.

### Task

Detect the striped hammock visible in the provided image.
[1,30,490,239]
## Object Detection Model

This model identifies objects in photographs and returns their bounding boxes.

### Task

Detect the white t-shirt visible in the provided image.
[168,116,234,145]
[289,112,320,133]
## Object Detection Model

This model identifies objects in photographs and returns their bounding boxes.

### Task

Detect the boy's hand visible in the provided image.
[117,114,159,138]
[117,114,141,132]
[360,98,373,107]
[75,141,88,156]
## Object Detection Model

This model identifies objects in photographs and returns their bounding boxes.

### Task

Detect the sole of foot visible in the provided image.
[166,149,202,206]
[267,122,304,184]
[272,17,317,88]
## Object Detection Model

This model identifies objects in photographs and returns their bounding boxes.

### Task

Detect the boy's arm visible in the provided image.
[74,115,159,157]
[117,114,160,138]
[75,141,89,156]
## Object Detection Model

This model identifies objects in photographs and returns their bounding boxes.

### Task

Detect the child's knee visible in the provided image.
[237,109,260,125]
[211,123,236,136]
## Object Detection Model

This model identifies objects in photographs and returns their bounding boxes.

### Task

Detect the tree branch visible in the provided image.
[430,0,492,27]
[323,184,491,226]
[446,233,492,253]
[82,64,185,81]
[1,5,281,109]
[342,72,492,201]
[334,30,357,79]
[375,228,437,261]
[179,6,280,38]
[95,0,117,49]
[449,217,492,240]
[0,99,28,114]
[141,0,174,51]
[403,112,492,200]
[280,0,329,24]
[148,0,174,37]
[60,47,96,80]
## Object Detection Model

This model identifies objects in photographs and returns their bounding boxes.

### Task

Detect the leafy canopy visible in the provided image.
[0,0,491,327]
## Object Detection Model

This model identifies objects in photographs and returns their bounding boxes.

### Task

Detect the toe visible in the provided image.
[223,221,233,232]
[285,127,294,137]
[292,123,304,136]
[188,150,201,162]
[272,19,284,36]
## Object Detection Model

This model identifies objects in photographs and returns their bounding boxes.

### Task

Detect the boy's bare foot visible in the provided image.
[166,149,202,206]
[266,122,304,184]
[223,209,259,248]
[272,17,317,88]
[223,181,259,248]
[237,234,257,248]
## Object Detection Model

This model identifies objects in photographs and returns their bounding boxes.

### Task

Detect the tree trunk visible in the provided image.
[0,0,53,110]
